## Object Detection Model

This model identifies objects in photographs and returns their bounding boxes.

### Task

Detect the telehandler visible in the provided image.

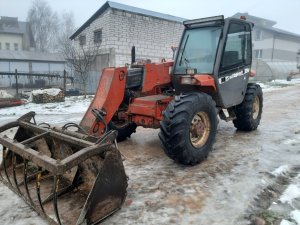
[0,15,262,225]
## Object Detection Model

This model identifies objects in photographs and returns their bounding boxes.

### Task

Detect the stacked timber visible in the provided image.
[32,88,65,103]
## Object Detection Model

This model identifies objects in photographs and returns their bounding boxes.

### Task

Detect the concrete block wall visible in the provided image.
[109,9,184,66]
[73,9,113,65]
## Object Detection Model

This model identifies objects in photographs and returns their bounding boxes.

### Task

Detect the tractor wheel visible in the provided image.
[109,90,137,142]
[233,83,263,131]
[159,93,218,165]
[108,121,137,142]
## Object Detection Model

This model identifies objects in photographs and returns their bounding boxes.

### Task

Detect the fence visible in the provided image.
[0,70,73,97]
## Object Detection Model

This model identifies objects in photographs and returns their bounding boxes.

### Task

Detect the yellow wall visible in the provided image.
[0,33,23,50]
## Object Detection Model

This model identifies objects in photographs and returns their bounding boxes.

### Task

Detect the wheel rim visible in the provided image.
[252,96,260,119]
[189,112,211,148]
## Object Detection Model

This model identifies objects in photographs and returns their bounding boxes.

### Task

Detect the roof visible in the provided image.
[0,50,65,62]
[261,26,300,39]
[0,17,27,35]
[233,13,276,27]
[232,13,300,40]
[70,1,186,40]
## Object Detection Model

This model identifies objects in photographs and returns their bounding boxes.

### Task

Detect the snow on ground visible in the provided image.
[272,165,290,177]
[0,95,93,125]
[0,185,47,225]
[280,220,294,225]
[257,78,300,92]
[290,210,300,224]
[271,172,300,225]
[280,182,300,204]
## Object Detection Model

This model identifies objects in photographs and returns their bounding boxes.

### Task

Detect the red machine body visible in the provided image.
[79,60,217,137]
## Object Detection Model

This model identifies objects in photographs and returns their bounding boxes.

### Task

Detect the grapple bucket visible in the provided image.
[0,112,127,225]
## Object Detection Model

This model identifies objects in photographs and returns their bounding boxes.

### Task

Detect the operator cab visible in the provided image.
[172,15,253,108]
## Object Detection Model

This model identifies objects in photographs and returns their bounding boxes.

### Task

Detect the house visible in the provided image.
[0,17,67,89]
[70,1,185,69]
[0,16,35,51]
[233,13,300,62]
[232,13,300,81]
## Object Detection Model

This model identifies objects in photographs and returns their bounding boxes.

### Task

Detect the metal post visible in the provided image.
[271,35,276,62]
[15,69,18,98]
[131,46,136,64]
[63,70,67,93]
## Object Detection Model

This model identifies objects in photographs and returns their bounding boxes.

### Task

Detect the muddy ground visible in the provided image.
[0,85,300,225]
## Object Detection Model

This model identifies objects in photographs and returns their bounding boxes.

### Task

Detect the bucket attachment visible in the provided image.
[0,112,127,225]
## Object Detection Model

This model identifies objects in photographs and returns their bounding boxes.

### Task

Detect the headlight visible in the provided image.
[180,76,197,84]
[186,68,197,75]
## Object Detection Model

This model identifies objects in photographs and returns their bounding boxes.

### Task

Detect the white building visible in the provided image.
[233,13,300,62]
[70,1,185,69]
[232,13,300,81]
[0,16,35,51]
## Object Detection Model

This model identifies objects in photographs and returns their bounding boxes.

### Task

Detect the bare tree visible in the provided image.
[27,0,58,52]
[57,11,75,51]
[62,40,100,98]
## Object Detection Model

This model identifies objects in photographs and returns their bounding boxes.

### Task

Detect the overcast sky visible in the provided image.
[1,0,300,34]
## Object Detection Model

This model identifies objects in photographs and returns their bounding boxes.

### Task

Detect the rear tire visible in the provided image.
[108,122,137,142]
[233,83,263,131]
[159,93,218,165]
[108,90,137,142]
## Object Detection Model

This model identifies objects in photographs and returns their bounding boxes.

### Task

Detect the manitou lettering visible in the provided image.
[219,68,250,84]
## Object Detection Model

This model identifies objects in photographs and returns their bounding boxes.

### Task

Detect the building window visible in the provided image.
[6,43,10,50]
[14,43,18,51]
[255,30,263,41]
[94,30,102,44]
[255,49,263,58]
[79,35,86,45]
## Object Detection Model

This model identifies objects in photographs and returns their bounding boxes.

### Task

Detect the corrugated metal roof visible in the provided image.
[70,1,186,40]
[108,1,185,23]
[0,50,65,62]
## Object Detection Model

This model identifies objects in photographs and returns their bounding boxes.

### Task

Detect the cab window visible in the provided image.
[220,22,251,72]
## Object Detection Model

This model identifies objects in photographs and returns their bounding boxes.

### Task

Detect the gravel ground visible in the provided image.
[0,81,299,225]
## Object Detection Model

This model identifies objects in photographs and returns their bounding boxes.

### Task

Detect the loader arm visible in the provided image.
[80,67,128,137]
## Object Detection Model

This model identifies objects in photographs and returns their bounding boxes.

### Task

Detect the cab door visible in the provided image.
[216,21,252,108]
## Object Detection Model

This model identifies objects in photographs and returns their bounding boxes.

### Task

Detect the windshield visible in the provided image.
[174,26,222,74]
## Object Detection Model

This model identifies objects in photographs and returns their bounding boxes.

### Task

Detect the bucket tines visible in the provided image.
[0,112,127,225]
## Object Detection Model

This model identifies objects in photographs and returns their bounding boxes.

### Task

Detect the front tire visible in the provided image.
[108,121,137,142]
[159,93,218,165]
[233,83,263,131]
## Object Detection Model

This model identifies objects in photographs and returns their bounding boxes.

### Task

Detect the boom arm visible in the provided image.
[79,67,127,137]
